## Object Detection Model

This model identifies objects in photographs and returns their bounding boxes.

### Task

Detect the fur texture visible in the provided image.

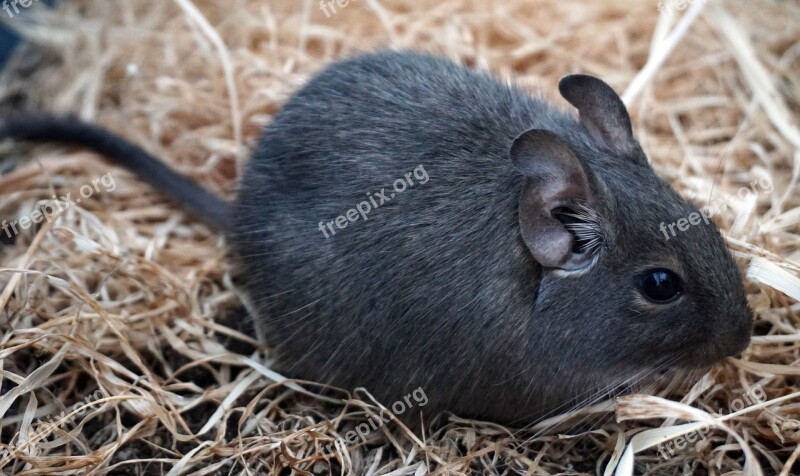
[232,51,752,423]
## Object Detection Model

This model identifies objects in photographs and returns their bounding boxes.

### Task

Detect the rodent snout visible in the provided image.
[679,312,753,368]
[709,312,754,362]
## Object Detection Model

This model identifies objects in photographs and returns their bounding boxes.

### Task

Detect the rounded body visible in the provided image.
[231,51,752,423]
[232,52,572,422]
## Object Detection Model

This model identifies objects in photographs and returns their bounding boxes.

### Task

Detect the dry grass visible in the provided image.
[0,0,798,474]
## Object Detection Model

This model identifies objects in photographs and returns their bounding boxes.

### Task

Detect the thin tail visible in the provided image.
[0,113,232,229]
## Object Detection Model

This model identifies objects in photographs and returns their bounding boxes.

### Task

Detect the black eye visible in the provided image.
[638,268,683,303]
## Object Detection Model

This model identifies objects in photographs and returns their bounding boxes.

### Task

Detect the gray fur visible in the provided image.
[231,51,752,423]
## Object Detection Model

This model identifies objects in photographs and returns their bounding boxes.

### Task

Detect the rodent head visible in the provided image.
[510,75,753,392]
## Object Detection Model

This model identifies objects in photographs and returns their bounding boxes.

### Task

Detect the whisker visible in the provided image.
[511,353,686,449]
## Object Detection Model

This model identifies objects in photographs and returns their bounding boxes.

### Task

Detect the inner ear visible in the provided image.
[558,74,644,162]
[510,129,597,270]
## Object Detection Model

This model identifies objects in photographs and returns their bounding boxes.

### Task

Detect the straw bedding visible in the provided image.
[0,0,798,474]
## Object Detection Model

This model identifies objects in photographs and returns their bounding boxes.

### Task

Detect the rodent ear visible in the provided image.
[510,129,593,270]
[558,74,643,161]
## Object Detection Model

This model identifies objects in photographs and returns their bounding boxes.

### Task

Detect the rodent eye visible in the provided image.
[637,268,683,303]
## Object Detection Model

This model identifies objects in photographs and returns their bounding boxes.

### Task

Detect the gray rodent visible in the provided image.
[0,51,753,424]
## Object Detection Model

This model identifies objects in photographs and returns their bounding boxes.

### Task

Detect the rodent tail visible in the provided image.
[0,113,232,229]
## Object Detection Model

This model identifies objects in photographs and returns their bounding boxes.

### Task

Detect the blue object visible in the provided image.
[0,0,59,70]
[0,24,19,69]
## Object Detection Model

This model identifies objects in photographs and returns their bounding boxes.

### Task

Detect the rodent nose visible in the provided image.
[716,314,753,358]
